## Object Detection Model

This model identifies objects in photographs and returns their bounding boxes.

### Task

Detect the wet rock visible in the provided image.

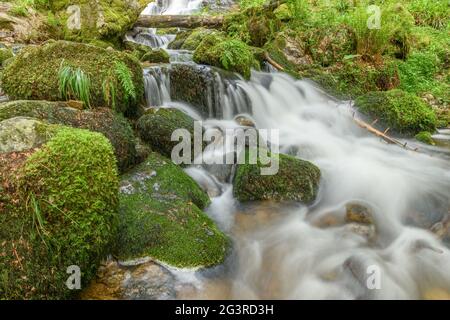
[169,63,215,117]
[234,114,255,127]
[345,203,374,224]
[81,260,176,300]
[345,223,376,242]
[233,151,321,203]
[136,107,196,159]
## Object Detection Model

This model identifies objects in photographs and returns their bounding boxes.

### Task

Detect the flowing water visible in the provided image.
[127,1,450,299]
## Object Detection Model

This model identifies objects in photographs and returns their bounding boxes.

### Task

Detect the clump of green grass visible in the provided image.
[407,0,449,30]
[58,62,92,108]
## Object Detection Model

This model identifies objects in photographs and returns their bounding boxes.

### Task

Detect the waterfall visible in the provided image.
[131,0,450,300]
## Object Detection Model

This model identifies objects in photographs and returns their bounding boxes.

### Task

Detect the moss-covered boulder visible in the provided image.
[0,127,119,299]
[50,0,150,45]
[141,48,170,64]
[233,152,321,203]
[169,63,217,117]
[193,34,259,79]
[167,30,191,50]
[137,108,195,159]
[0,100,137,171]
[0,117,59,153]
[0,41,144,116]
[116,151,228,267]
[355,89,437,134]
[181,28,215,51]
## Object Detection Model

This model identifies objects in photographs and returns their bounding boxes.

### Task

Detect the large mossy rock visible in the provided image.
[0,117,59,153]
[355,89,437,134]
[169,63,216,118]
[116,152,228,267]
[233,152,321,203]
[0,41,144,116]
[50,0,150,45]
[0,100,137,171]
[193,33,259,79]
[137,108,195,158]
[0,127,119,299]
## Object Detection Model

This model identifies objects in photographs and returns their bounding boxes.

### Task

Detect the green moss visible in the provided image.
[0,100,137,171]
[137,108,195,158]
[51,0,149,45]
[181,28,215,51]
[233,151,321,203]
[193,35,259,79]
[141,48,170,64]
[0,48,13,66]
[116,152,228,267]
[167,30,191,50]
[415,131,435,145]
[355,89,437,134]
[0,41,144,116]
[274,4,292,21]
[0,127,119,299]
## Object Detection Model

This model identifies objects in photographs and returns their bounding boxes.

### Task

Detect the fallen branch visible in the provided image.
[352,115,419,152]
[264,52,284,71]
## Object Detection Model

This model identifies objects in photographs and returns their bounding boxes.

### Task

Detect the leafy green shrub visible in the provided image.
[355,89,437,134]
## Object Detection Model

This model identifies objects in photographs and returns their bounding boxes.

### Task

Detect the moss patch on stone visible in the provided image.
[233,151,321,203]
[137,108,195,159]
[116,152,228,267]
[141,48,170,64]
[0,41,144,116]
[415,131,435,145]
[193,33,259,79]
[355,89,437,134]
[0,127,119,299]
[0,100,137,171]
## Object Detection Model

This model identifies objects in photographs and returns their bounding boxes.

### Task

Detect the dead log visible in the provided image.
[135,15,224,29]
[264,52,285,71]
[352,115,419,152]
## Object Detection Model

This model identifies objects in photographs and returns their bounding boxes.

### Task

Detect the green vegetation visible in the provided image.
[0,48,13,67]
[355,89,437,134]
[141,48,170,64]
[58,63,92,108]
[233,151,321,203]
[0,127,119,299]
[116,152,228,267]
[415,131,435,145]
[194,33,259,79]
[219,0,448,129]
[0,100,137,171]
[137,108,195,158]
[0,41,144,115]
